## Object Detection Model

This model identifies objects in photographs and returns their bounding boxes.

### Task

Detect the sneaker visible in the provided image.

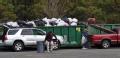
[82,48,87,49]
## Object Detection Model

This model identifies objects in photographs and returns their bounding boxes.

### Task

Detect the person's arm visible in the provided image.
[45,33,49,41]
[53,33,57,39]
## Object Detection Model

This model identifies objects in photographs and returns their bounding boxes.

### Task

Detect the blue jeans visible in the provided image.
[83,40,89,48]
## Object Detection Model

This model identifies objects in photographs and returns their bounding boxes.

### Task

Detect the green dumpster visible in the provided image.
[37,25,86,47]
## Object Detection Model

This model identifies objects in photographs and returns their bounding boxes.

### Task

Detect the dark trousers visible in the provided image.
[83,40,89,48]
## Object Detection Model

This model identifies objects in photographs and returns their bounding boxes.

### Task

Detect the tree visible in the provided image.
[0,0,17,22]
[0,0,120,23]
[33,0,78,18]
[11,0,41,20]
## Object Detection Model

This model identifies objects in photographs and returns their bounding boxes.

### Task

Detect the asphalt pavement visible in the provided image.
[0,47,120,58]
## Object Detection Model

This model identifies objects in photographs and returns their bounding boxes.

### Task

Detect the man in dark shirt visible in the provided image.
[45,31,57,52]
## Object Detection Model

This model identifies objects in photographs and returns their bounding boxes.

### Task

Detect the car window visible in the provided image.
[112,28,120,34]
[21,29,33,35]
[33,29,45,35]
[8,29,19,35]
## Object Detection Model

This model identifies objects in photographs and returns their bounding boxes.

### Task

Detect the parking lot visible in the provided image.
[0,47,120,58]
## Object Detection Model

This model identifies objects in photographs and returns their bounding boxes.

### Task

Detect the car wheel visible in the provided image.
[101,40,110,49]
[13,41,24,52]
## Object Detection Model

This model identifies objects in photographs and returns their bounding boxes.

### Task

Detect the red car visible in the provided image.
[90,28,120,48]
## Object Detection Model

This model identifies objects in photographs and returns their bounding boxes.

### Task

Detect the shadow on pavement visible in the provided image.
[0,46,120,52]
[0,47,13,52]
[0,47,37,52]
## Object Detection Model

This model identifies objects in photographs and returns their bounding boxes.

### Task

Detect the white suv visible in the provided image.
[0,28,64,51]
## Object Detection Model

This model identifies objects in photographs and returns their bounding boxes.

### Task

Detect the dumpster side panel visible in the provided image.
[61,26,83,47]
[53,27,62,35]
[104,25,112,30]
[112,24,120,29]
[61,27,69,45]
[100,25,112,34]
[76,26,82,46]
[38,27,46,31]
[68,27,77,45]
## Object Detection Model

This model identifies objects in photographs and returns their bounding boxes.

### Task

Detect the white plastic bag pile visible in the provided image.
[42,17,78,26]
[6,21,19,27]
[5,17,78,27]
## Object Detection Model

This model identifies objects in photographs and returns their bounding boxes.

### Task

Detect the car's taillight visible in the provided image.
[4,35,7,40]
[2,35,7,42]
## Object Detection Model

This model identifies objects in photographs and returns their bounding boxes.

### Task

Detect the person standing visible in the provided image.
[81,29,89,49]
[45,31,57,52]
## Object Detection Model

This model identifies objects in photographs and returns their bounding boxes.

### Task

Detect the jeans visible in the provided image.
[83,40,89,48]
[45,41,54,52]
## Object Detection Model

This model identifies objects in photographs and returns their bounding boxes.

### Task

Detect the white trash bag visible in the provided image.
[81,36,87,45]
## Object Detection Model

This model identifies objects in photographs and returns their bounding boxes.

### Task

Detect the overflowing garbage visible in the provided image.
[4,17,78,28]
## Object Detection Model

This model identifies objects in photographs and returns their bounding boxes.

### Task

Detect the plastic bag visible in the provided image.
[81,36,87,45]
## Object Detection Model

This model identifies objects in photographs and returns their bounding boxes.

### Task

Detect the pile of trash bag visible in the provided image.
[4,17,78,28]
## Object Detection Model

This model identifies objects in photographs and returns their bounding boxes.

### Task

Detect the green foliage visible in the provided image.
[0,0,17,22]
[0,0,120,23]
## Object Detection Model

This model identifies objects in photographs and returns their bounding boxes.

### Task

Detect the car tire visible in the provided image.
[101,40,111,49]
[13,41,24,52]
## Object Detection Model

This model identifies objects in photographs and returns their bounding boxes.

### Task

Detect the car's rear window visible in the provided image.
[8,30,19,35]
